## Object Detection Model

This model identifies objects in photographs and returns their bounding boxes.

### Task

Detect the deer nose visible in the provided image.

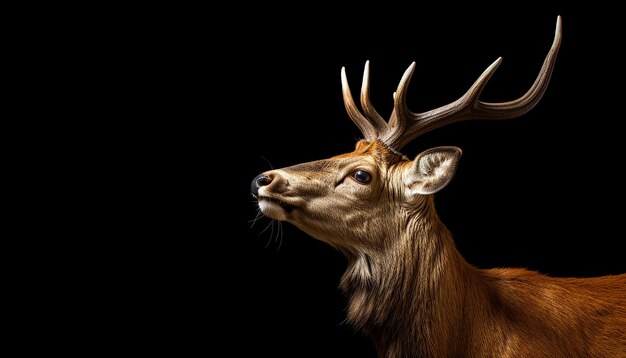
[251,174,273,196]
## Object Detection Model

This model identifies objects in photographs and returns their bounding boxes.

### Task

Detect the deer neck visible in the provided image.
[339,197,484,356]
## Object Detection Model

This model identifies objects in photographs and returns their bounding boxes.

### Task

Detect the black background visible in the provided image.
[108,4,626,357]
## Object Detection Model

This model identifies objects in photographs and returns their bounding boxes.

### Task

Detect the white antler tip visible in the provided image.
[485,57,503,72]
[551,16,563,49]
[341,67,350,91]
[404,62,416,76]
[362,61,371,93]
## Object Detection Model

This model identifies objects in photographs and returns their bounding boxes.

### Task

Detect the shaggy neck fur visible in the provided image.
[339,196,487,357]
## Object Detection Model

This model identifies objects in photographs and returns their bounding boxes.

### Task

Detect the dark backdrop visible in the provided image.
[119,4,626,357]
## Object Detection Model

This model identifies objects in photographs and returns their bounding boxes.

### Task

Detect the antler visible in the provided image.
[341,16,562,150]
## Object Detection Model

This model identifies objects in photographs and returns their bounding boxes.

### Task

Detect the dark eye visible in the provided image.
[351,170,371,184]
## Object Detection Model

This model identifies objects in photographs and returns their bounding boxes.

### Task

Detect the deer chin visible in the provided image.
[258,196,296,221]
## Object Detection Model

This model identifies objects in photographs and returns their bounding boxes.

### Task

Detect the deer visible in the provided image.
[250,16,626,357]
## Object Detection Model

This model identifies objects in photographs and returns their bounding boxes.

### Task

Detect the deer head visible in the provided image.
[251,17,561,255]
[249,19,626,358]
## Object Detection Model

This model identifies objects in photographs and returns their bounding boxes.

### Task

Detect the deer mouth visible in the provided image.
[260,196,295,211]
[257,195,297,219]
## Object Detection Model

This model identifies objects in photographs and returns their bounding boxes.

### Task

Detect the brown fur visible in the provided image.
[254,141,626,357]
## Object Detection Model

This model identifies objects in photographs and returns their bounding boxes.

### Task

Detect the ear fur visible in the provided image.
[404,146,462,195]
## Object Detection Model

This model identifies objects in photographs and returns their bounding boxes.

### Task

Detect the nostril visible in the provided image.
[257,175,272,187]
[251,174,273,196]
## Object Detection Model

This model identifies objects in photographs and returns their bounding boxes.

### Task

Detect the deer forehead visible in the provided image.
[333,140,407,162]
[282,140,408,179]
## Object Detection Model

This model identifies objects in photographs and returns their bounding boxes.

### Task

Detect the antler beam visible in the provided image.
[341,16,562,150]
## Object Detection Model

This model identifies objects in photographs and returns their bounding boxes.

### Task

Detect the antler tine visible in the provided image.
[341,67,378,141]
[384,15,562,150]
[360,61,388,132]
[385,62,417,146]
[476,15,562,116]
[389,57,503,149]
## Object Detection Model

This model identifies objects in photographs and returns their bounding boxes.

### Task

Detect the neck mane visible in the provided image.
[339,197,484,357]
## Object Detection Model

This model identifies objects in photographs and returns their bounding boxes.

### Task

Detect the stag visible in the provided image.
[251,16,626,357]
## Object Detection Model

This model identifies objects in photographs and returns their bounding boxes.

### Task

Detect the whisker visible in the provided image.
[260,156,274,170]
[249,210,264,228]
[277,221,284,251]
[258,221,273,236]
[265,221,275,248]
[274,221,280,243]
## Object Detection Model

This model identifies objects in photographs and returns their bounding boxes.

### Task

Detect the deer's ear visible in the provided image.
[404,146,462,195]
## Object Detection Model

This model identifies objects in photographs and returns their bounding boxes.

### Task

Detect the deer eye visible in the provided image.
[351,170,371,184]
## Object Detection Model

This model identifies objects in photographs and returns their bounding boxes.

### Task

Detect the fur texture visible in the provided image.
[254,141,626,357]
